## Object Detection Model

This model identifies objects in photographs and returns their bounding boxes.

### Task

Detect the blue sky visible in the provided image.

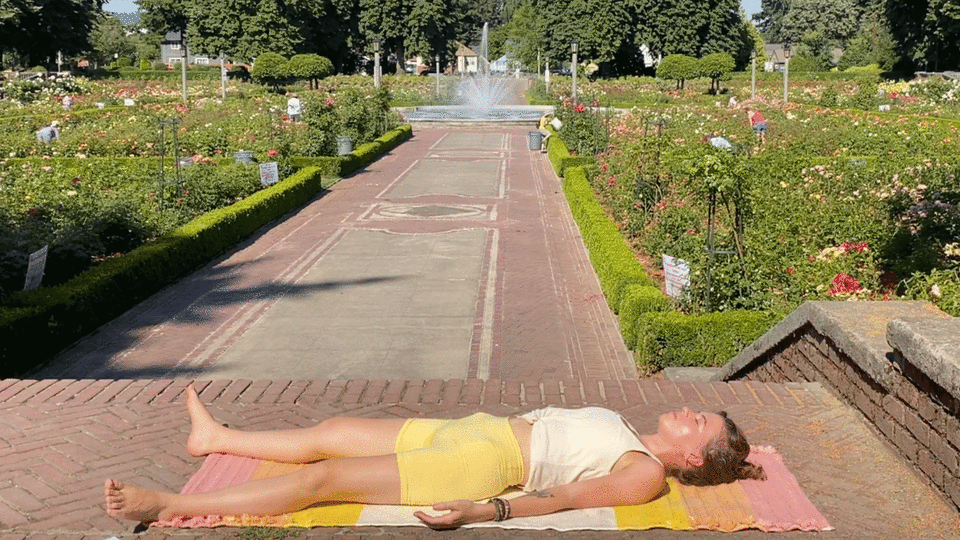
[104,0,764,17]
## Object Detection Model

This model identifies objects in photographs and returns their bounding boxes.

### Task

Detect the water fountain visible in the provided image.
[400,23,552,124]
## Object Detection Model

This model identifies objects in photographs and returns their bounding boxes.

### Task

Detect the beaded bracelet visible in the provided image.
[492,498,504,521]
[491,497,511,521]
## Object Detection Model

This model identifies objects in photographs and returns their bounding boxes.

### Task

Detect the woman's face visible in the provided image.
[658,407,726,465]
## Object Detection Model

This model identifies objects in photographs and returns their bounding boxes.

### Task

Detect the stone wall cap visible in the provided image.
[887,316,960,398]
[714,300,949,390]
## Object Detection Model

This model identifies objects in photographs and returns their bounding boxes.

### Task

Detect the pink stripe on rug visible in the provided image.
[741,447,833,532]
[154,454,260,528]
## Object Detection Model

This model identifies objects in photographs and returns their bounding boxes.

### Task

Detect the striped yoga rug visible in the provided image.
[154,446,832,532]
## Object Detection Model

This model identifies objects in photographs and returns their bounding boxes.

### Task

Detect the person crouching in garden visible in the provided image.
[105,385,765,528]
[744,106,767,145]
[36,121,60,143]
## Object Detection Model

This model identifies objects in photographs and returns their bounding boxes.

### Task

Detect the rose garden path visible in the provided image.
[2,108,958,537]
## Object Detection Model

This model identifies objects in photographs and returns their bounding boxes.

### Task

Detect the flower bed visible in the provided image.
[0,78,408,305]
[0,123,413,369]
[561,80,960,326]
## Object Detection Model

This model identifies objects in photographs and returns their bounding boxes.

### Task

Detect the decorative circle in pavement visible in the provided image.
[364,203,494,221]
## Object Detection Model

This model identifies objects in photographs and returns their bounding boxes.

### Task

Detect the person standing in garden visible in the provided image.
[744,107,767,145]
[287,93,302,122]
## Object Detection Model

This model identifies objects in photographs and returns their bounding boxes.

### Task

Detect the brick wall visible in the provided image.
[738,324,960,511]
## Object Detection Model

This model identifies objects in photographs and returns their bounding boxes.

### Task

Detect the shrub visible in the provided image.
[553,100,611,157]
[699,53,735,94]
[117,57,133,68]
[139,59,152,70]
[848,81,879,110]
[657,54,699,90]
[634,310,778,371]
[251,53,289,91]
[288,54,333,89]
[227,65,251,82]
[818,85,839,107]
[787,54,823,73]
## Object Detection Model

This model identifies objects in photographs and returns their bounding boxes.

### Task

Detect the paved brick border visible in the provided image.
[0,378,837,408]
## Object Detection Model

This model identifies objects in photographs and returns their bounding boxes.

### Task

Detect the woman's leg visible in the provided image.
[186,385,406,463]
[105,453,402,522]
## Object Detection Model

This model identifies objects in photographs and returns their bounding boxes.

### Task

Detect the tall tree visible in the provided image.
[752,0,789,42]
[779,0,861,43]
[188,0,307,60]
[635,0,744,60]
[90,12,136,65]
[503,0,543,69]
[0,0,103,66]
[886,0,960,70]
[404,0,454,61]
[528,0,634,68]
[359,0,409,73]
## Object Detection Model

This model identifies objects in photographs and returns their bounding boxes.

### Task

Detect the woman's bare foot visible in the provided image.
[185,384,225,457]
[104,479,173,522]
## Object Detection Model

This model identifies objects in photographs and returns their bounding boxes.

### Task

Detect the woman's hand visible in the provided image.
[413,499,491,529]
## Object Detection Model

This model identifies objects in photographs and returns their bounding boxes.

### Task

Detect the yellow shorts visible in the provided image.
[394,413,524,505]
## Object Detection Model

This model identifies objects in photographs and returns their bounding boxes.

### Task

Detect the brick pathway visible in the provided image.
[3,120,959,538]
[30,128,632,383]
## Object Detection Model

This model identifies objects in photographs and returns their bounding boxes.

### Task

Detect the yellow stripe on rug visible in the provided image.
[614,478,692,530]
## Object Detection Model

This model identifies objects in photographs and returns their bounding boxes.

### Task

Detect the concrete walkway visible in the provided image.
[30,128,632,382]
[3,118,959,538]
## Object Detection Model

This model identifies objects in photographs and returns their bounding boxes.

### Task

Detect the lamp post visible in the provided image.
[219,51,226,101]
[782,40,792,103]
[750,50,756,99]
[435,54,440,100]
[180,31,188,104]
[373,38,381,89]
[545,57,550,94]
[571,40,579,103]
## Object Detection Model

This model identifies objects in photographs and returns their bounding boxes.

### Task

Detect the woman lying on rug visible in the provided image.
[105,385,765,529]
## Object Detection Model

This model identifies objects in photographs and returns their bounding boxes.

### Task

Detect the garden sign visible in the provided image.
[259,162,279,186]
[23,245,48,292]
[662,254,691,298]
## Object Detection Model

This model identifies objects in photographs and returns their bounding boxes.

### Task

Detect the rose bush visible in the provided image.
[579,78,960,316]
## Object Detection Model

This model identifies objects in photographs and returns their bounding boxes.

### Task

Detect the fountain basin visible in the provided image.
[398,105,554,125]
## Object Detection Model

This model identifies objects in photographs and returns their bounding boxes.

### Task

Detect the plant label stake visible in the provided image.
[23,245,48,292]
[259,162,279,186]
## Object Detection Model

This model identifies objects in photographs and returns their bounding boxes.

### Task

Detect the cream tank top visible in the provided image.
[518,406,662,492]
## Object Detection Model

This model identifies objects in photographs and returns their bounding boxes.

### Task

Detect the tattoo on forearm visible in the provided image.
[531,490,555,499]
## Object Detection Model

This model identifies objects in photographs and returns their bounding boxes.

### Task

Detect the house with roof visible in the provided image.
[764,43,788,72]
[160,31,214,66]
[455,43,479,73]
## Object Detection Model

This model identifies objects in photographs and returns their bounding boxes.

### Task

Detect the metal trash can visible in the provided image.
[337,136,354,156]
[528,131,542,150]
[233,150,254,164]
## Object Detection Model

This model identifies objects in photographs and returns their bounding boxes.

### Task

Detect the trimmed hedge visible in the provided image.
[545,126,596,177]
[563,166,658,311]
[289,124,413,177]
[0,124,414,372]
[338,125,412,175]
[633,310,779,371]
[0,106,128,125]
[288,156,341,176]
[552,137,780,373]
[618,284,671,347]
[117,70,221,80]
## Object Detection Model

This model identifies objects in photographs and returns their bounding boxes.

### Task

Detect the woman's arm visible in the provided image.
[415,458,665,528]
